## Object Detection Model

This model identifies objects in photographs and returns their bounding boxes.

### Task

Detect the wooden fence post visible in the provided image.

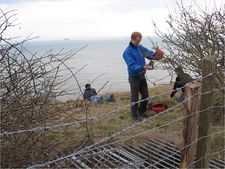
[180,82,200,168]
[195,55,215,168]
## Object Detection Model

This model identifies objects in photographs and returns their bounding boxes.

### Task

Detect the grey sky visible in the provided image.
[0,0,224,40]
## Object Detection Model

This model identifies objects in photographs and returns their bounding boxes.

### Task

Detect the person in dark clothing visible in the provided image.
[83,84,97,101]
[170,66,193,102]
[123,32,164,121]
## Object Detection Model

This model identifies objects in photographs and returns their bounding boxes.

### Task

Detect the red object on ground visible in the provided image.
[148,102,168,113]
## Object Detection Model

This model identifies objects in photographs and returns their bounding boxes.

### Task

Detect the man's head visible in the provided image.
[85,83,91,89]
[131,31,142,46]
[175,66,184,75]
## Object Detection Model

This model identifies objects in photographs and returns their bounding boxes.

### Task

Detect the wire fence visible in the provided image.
[27,102,224,168]
[1,66,224,168]
[27,82,224,169]
[120,129,225,168]
[0,72,220,137]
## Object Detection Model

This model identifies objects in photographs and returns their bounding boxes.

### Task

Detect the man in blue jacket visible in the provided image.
[123,32,164,121]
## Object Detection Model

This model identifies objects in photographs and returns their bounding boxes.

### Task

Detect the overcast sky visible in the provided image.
[0,0,224,41]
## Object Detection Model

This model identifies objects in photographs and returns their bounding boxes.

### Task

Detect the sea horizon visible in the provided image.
[25,36,170,100]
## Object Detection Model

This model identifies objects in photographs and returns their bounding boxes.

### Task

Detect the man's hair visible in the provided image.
[175,66,184,74]
[131,31,142,40]
[85,83,91,89]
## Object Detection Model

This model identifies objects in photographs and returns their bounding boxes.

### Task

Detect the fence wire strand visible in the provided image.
[0,72,221,137]
[27,103,224,168]
[121,129,225,168]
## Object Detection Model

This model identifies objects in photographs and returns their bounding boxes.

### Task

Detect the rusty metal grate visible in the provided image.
[52,139,225,168]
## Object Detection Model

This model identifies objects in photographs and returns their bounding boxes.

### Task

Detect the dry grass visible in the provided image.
[44,84,224,160]
[45,84,180,150]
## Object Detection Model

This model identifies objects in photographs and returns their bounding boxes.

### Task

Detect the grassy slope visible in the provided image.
[45,84,224,159]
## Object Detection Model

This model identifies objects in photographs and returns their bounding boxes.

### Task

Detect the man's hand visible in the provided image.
[155,49,164,60]
[144,64,154,70]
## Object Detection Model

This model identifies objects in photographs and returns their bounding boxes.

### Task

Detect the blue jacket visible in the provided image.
[123,42,155,77]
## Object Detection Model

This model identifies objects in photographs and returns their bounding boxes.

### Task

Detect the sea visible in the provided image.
[26,37,170,99]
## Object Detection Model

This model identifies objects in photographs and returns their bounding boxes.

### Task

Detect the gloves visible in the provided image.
[170,91,176,98]
[155,49,164,60]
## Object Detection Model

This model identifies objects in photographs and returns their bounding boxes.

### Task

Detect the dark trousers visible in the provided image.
[129,77,149,118]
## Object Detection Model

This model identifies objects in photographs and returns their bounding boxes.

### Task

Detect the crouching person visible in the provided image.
[170,66,193,103]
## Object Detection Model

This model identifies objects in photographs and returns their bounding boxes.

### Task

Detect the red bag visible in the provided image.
[148,102,168,113]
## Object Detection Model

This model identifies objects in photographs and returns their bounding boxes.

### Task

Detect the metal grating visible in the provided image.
[52,139,225,168]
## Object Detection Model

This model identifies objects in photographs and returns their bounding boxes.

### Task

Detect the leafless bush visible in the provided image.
[153,1,224,76]
[152,0,224,123]
[0,9,87,167]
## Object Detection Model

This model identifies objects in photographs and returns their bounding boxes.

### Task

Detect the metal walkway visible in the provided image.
[53,139,225,168]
